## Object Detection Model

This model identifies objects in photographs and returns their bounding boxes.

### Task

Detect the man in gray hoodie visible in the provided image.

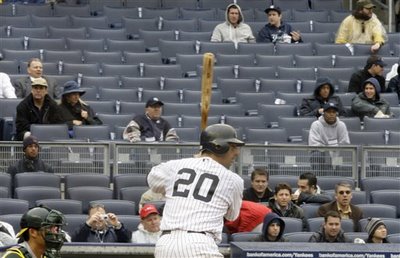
[211,3,256,44]
[308,102,350,171]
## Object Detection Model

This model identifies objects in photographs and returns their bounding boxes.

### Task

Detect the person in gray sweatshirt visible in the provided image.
[308,102,350,171]
[211,3,256,44]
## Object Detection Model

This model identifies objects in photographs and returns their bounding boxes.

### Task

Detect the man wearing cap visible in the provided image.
[364,218,390,243]
[257,5,302,43]
[352,77,392,119]
[348,55,387,93]
[309,102,350,147]
[335,0,387,53]
[300,77,346,117]
[7,135,54,195]
[13,58,60,99]
[131,204,162,244]
[211,3,255,44]
[15,77,63,141]
[59,81,102,131]
[308,102,349,171]
[123,97,179,142]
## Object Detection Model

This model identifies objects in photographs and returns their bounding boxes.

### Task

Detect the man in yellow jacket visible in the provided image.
[335,0,387,53]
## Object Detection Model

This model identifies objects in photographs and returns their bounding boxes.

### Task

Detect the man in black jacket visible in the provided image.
[243,168,274,203]
[292,172,332,205]
[7,135,54,195]
[15,77,63,141]
[348,55,386,93]
[309,211,347,243]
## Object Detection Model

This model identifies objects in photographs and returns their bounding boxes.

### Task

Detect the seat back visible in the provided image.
[36,199,83,215]
[90,199,136,215]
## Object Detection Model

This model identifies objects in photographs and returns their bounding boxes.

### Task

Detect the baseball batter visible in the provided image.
[148,124,244,258]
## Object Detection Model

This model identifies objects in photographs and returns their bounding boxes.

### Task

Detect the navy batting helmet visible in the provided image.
[200,124,244,155]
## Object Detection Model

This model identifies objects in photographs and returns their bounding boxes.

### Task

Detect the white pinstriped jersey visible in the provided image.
[148,156,243,243]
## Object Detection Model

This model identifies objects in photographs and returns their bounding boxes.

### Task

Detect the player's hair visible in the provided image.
[274,182,292,195]
[299,172,317,188]
[334,182,353,193]
[324,210,341,222]
[250,168,269,181]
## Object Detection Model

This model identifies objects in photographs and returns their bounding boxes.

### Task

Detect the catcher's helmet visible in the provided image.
[200,124,244,155]
[18,206,66,250]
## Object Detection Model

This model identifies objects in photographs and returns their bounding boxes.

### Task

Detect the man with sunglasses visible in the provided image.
[335,0,387,53]
[317,182,363,232]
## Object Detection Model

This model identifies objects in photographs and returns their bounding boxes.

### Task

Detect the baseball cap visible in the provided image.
[366,55,387,67]
[140,204,159,219]
[264,5,281,15]
[23,135,39,150]
[323,102,339,112]
[146,97,164,108]
[31,77,48,87]
[356,0,376,9]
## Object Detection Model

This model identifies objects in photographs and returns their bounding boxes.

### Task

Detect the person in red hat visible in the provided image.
[131,204,161,244]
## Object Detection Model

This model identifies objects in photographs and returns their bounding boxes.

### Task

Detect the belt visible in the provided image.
[161,230,206,236]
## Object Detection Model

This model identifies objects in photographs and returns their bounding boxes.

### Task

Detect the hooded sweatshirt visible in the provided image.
[260,213,286,242]
[351,77,391,119]
[131,223,161,244]
[300,77,346,117]
[308,116,350,147]
[211,4,256,44]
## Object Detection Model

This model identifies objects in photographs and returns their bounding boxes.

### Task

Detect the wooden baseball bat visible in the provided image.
[200,53,214,130]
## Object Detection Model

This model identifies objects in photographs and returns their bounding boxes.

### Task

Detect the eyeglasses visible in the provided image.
[338,190,351,195]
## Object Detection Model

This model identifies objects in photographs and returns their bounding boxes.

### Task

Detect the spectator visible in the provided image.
[2,206,65,258]
[387,63,400,104]
[59,81,102,132]
[243,168,274,203]
[0,221,16,247]
[211,3,255,44]
[268,183,308,231]
[257,5,302,43]
[139,189,165,212]
[15,77,63,141]
[131,204,162,244]
[365,218,390,243]
[318,182,363,232]
[13,58,61,99]
[224,200,271,234]
[309,102,350,147]
[300,77,346,117]
[308,102,350,171]
[292,172,332,205]
[71,203,131,243]
[335,0,387,53]
[348,55,386,93]
[7,135,54,194]
[257,212,286,242]
[309,211,347,243]
[351,77,391,119]
[0,72,17,99]
[123,97,179,142]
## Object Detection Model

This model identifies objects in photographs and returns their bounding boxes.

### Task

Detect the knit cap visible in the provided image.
[365,218,384,238]
[23,135,39,150]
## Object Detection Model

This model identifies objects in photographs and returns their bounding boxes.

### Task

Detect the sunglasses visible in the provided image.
[338,190,351,195]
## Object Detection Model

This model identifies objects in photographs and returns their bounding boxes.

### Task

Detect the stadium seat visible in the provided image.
[15,172,60,189]
[281,217,303,233]
[70,15,109,29]
[144,64,183,78]
[259,79,297,93]
[239,66,276,79]
[124,52,163,65]
[258,104,296,128]
[162,19,198,32]
[142,7,179,19]
[159,40,196,64]
[348,131,385,146]
[54,4,91,17]
[11,26,48,39]
[235,92,275,113]
[301,204,321,219]
[257,55,294,67]
[118,101,146,115]
[106,39,146,52]
[90,199,136,215]
[67,38,105,52]
[274,0,310,10]
[44,50,83,64]
[139,30,175,51]
[64,214,88,235]
[30,124,70,141]
[87,28,128,40]
[180,8,215,20]
[277,67,316,80]
[174,127,200,142]
[141,89,181,103]
[225,115,266,129]
[0,60,19,74]
[344,232,368,242]
[15,186,61,208]
[217,54,255,66]
[113,174,148,199]
[356,204,397,219]
[122,18,158,39]
[208,104,245,116]
[237,43,275,55]
[283,232,314,242]
[0,15,31,27]
[317,176,355,191]
[101,64,139,77]
[0,37,24,50]
[36,199,83,215]
[183,90,222,104]
[49,27,86,39]
[99,88,138,102]
[181,115,220,128]
[314,43,352,55]
[84,51,123,65]
[230,232,261,242]
[67,187,113,213]
[199,42,236,55]
[295,55,333,68]
[363,117,400,132]
[244,128,288,144]
[292,9,329,22]
[2,49,40,62]
[118,215,141,232]
[120,186,150,213]
[276,42,314,56]
[311,0,344,10]
[370,190,400,217]
[387,233,400,243]
[164,78,201,91]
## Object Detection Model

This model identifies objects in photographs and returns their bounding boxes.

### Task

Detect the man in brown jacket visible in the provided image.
[317,182,363,231]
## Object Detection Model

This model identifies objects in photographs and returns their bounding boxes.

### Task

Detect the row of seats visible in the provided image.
[3,49,400,70]
[0,7,351,23]
[2,173,398,202]
[0,0,347,17]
